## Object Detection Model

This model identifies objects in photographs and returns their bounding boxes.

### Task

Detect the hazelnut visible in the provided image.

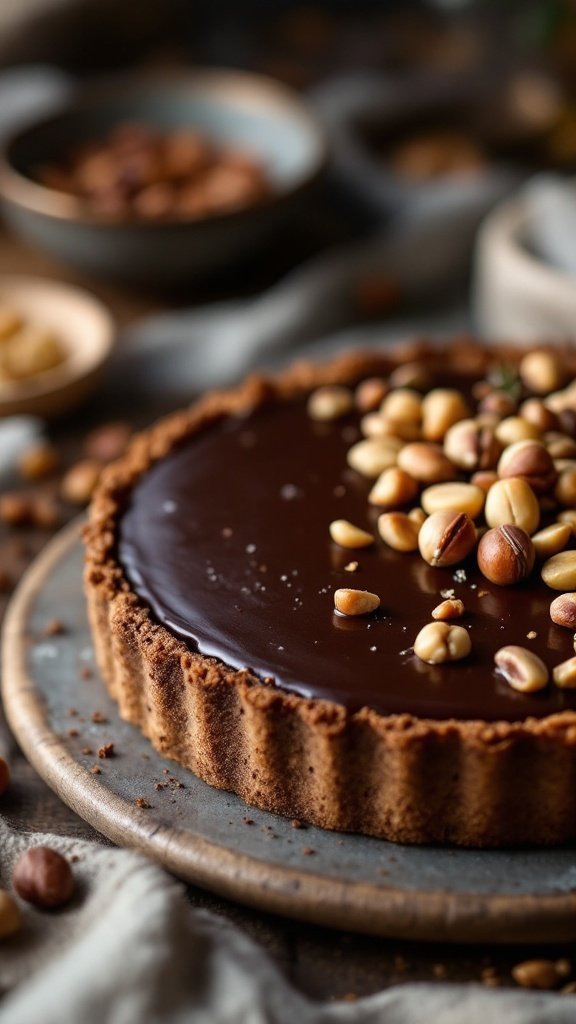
[420,482,485,519]
[368,467,418,508]
[0,492,30,526]
[347,438,401,478]
[497,440,557,494]
[18,442,59,481]
[519,398,559,433]
[84,421,131,462]
[414,621,471,663]
[329,520,374,549]
[12,846,74,909]
[479,390,517,418]
[477,526,535,586]
[397,442,455,484]
[307,385,353,421]
[378,512,420,552]
[418,511,477,567]
[512,958,563,990]
[542,551,576,591]
[0,890,21,939]
[550,592,576,629]
[61,460,101,505]
[555,468,576,507]
[470,470,498,494]
[519,350,565,395]
[334,589,380,616]
[443,419,501,471]
[380,388,422,424]
[553,656,576,688]
[495,416,540,447]
[389,361,431,391]
[494,646,549,693]
[531,522,571,560]
[421,388,469,441]
[355,377,388,413]
[484,478,540,535]
[431,598,465,620]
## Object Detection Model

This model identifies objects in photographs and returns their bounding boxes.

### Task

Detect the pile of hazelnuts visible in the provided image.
[34,121,271,221]
[0,757,75,940]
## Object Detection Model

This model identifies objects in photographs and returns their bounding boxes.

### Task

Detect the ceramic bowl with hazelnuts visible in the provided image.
[0,70,326,287]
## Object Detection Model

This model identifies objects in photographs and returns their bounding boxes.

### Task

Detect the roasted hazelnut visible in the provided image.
[555,468,576,507]
[484,478,540,535]
[495,416,541,447]
[389,361,431,391]
[307,385,353,421]
[61,460,101,505]
[497,440,557,494]
[550,592,576,629]
[477,525,535,585]
[84,421,131,462]
[471,470,498,494]
[421,388,469,441]
[368,467,418,508]
[355,377,389,413]
[519,398,559,433]
[414,621,471,663]
[421,482,485,519]
[378,511,420,552]
[0,492,30,526]
[494,646,548,693]
[418,510,477,567]
[520,349,565,394]
[334,589,380,616]
[12,846,74,909]
[380,388,422,424]
[443,419,501,472]
[479,390,517,418]
[347,437,402,478]
[542,551,576,591]
[397,442,455,484]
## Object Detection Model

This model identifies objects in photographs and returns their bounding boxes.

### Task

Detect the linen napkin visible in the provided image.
[0,820,572,1024]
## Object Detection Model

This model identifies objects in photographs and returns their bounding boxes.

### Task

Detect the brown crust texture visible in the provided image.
[84,340,576,847]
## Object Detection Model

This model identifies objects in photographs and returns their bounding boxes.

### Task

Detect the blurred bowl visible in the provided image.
[474,191,576,343]
[0,70,327,287]
[0,275,114,418]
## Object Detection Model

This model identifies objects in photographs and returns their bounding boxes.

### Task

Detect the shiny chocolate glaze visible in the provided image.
[119,391,576,723]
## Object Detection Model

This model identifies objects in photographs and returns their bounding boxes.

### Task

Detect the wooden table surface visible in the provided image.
[0,226,571,1004]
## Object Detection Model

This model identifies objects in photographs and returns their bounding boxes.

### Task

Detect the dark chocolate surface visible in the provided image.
[119,394,576,722]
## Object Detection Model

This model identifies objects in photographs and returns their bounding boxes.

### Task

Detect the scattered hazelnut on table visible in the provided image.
[61,459,102,506]
[18,442,59,481]
[334,588,380,617]
[512,958,565,990]
[418,510,477,567]
[12,846,74,909]
[0,890,21,939]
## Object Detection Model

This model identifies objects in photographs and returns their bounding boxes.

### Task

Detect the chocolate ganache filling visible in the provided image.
[119,381,576,723]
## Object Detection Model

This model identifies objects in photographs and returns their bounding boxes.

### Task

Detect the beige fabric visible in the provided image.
[0,820,573,1024]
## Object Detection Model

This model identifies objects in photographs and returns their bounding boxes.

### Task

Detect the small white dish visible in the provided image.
[474,187,576,343]
[0,275,114,418]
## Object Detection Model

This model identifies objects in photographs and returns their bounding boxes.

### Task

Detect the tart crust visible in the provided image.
[84,341,576,847]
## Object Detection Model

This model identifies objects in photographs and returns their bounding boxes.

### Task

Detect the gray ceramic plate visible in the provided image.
[3,522,576,942]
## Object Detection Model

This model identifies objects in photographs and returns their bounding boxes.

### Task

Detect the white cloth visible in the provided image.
[0,821,572,1024]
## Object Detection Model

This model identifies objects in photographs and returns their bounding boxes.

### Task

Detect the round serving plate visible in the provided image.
[3,521,576,943]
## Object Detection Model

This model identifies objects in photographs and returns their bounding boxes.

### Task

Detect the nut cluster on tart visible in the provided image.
[313,347,576,690]
[84,340,576,848]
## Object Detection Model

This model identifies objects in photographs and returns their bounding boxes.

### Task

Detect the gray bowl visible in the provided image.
[0,70,327,287]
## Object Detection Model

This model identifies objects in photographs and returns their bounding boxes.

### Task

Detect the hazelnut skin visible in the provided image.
[13,847,74,909]
[477,525,535,586]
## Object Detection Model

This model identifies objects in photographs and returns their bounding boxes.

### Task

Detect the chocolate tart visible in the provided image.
[84,341,576,847]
